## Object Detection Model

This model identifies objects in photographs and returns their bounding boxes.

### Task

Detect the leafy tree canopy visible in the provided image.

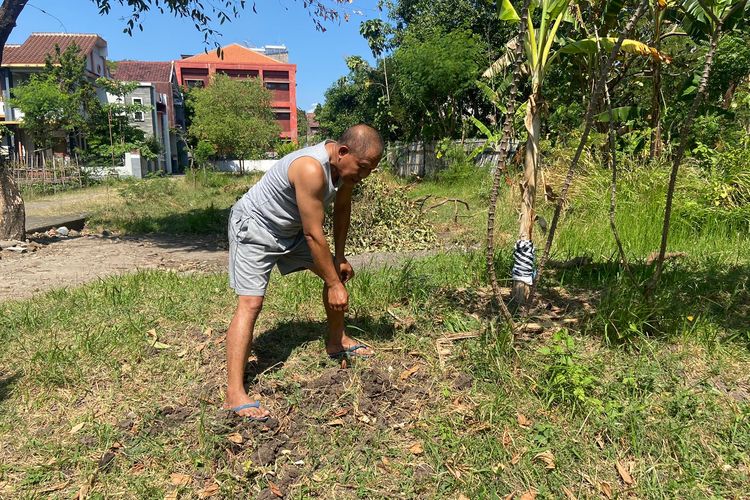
[187,74,279,159]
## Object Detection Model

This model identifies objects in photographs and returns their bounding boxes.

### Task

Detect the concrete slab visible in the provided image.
[26,213,89,234]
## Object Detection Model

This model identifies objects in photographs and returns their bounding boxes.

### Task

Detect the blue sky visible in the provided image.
[9,0,384,110]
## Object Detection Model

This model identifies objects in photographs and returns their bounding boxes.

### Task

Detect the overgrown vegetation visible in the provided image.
[88,171,258,235]
[326,172,436,253]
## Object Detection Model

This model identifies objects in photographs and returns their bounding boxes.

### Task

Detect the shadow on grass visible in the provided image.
[545,258,750,341]
[245,315,398,382]
[88,206,232,253]
[0,371,20,405]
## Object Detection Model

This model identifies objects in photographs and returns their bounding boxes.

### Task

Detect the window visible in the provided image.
[264,70,289,80]
[217,69,259,79]
[132,97,144,122]
[184,79,204,89]
[265,82,289,90]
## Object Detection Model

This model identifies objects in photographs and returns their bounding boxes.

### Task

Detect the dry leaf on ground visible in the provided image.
[203,327,213,336]
[534,450,555,470]
[326,418,345,427]
[400,365,420,380]
[517,413,532,428]
[198,482,220,498]
[38,481,70,494]
[409,442,424,455]
[69,422,85,434]
[333,407,349,418]
[599,481,613,499]
[268,481,283,498]
[227,433,243,444]
[165,491,179,500]
[519,490,538,500]
[502,426,512,447]
[616,461,634,484]
[170,473,191,486]
[595,434,605,449]
[458,494,470,500]
[561,485,577,499]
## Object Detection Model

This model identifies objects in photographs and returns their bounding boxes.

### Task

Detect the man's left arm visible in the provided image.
[333,182,355,282]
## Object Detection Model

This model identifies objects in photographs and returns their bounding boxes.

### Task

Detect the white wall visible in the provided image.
[213,160,276,173]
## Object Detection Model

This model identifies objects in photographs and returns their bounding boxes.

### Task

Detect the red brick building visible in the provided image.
[174,44,297,141]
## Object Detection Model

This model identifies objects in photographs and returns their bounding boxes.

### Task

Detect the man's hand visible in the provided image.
[336,258,355,284]
[327,282,349,311]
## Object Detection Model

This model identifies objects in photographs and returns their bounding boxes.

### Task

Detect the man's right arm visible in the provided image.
[290,158,349,311]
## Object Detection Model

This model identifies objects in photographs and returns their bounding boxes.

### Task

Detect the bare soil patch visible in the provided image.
[0,234,227,301]
[0,232,440,302]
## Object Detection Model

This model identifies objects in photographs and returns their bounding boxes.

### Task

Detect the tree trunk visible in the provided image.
[722,81,738,109]
[649,7,663,160]
[0,164,25,239]
[646,18,723,295]
[0,0,30,239]
[511,90,542,306]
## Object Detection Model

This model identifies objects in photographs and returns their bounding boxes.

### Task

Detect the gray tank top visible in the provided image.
[235,141,338,241]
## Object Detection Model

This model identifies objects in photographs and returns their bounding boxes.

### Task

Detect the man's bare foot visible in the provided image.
[224,394,270,420]
[326,335,374,358]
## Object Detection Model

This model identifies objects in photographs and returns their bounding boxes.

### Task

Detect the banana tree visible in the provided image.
[485,0,668,306]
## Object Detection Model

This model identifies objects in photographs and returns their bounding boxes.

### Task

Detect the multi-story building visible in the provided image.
[174,43,297,141]
[0,33,110,161]
[110,60,185,173]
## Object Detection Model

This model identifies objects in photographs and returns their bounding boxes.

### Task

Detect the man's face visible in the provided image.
[337,146,381,184]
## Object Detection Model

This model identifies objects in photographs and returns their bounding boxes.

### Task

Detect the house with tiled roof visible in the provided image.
[174,43,298,141]
[0,33,110,160]
[110,60,186,174]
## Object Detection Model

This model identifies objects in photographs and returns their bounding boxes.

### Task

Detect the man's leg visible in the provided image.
[321,280,374,357]
[223,295,270,419]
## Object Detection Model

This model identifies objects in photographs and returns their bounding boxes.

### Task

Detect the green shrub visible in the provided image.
[118,177,176,205]
[537,330,603,413]
[434,139,476,183]
[275,140,300,158]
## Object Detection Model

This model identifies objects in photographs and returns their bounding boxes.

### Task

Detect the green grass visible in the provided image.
[1,247,749,497]
[2,156,749,497]
[87,170,262,236]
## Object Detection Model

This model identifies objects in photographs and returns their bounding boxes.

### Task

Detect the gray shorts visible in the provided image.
[228,207,315,296]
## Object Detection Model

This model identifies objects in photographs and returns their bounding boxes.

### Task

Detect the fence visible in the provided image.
[10,155,83,190]
[385,139,518,178]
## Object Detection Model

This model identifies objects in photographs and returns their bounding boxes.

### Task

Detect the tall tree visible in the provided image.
[393,29,484,139]
[188,74,279,168]
[0,0,345,240]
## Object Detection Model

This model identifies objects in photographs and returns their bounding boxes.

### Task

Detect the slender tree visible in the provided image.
[488,0,666,306]
[647,0,750,295]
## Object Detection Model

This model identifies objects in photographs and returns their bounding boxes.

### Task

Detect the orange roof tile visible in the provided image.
[179,43,286,66]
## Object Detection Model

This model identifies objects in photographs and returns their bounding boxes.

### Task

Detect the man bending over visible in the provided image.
[224,124,384,420]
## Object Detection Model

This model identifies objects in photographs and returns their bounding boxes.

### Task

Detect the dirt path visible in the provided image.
[1,234,227,301]
[0,234,435,302]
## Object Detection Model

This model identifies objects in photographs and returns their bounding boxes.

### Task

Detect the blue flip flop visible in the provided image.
[328,343,372,360]
[229,401,269,421]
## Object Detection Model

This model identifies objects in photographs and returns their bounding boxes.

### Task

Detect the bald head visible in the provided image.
[339,124,384,160]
